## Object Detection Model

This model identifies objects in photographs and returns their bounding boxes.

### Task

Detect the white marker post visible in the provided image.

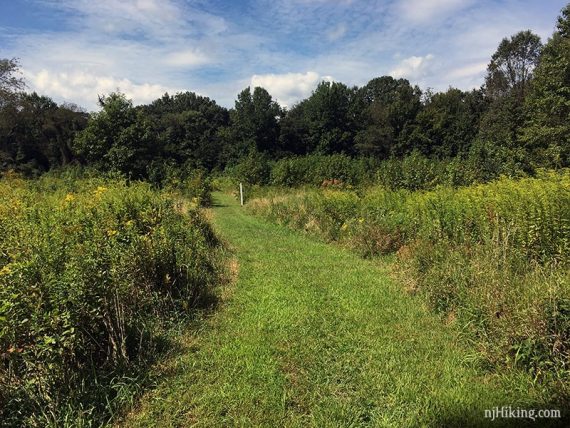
[239,182,244,206]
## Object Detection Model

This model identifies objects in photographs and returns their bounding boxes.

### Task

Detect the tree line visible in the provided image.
[1,4,569,184]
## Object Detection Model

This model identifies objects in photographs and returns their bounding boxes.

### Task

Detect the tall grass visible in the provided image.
[247,170,570,397]
[0,173,223,426]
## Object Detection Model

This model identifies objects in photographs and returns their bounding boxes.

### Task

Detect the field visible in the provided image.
[247,171,570,399]
[3,2,570,425]
[120,192,561,427]
[0,170,568,426]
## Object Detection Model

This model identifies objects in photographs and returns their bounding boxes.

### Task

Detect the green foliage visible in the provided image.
[522,11,570,168]
[354,76,422,157]
[0,175,222,426]
[0,58,25,105]
[485,30,542,101]
[405,88,487,158]
[280,81,358,155]
[143,92,230,172]
[1,92,87,175]
[270,154,377,187]
[232,86,282,154]
[247,171,570,393]
[73,93,153,179]
[226,150,271,185]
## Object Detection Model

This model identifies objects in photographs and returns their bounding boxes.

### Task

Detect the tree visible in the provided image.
[404,88,487,158]
[232,86,282,155]
[354,76,421,157]
[142,91,229,171]
[74,93,152,178]
[0,58,25,105]
[284,81,357,155]
[278,102,311,155]
[0,93,87,174]
[521,4,570,168]
[477,30,542,173]
[485,30,542,101]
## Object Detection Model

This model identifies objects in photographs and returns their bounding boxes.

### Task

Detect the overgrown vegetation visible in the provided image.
[0,173,222,426]
[0,3,569,425]
[247,171,570,399]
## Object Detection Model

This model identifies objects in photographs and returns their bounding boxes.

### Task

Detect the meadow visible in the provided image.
[0,172,223,426]
[247,170,570,400]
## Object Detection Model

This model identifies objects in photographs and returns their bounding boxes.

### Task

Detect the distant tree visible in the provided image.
[522,4,570,167]
[142,91,229,171]
[74,92,152,178]
[287,81,357,155]
[485,30,542,101]
[0,58,25,105]
[354,76,422,157]
[0,92,87,174]
[477,30,543,173]
[232,86,282,155]
[278,102,311,155]
[404,88,487,158]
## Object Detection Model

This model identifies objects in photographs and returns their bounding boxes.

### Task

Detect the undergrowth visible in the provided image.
[0,173,223,426]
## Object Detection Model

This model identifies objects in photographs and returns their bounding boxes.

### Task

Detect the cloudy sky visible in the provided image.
[0,0,566,110]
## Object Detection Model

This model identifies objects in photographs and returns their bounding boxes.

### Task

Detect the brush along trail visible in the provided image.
[122,192,556,427]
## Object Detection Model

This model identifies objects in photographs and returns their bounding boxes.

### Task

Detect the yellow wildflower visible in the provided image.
[0,265,12,276]
[107,229,118,237]
[94,186,108,197]
[64,193,75,203]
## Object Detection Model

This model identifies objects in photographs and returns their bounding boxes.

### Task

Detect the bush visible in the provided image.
[226,151,271,185]
[0,175,222,426]
[270,154,378,187]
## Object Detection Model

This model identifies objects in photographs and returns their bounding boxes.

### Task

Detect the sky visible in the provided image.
[0,0,566,111]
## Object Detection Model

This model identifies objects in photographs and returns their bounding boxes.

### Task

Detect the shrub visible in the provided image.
[226,150,271,185]
[0,175,222,426]
[270,154,378,187]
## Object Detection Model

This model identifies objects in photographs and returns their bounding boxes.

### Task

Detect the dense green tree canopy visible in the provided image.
[3,4,570,180]
[354,77,421,157]
[522,6,570,167]
[232,86,281,154]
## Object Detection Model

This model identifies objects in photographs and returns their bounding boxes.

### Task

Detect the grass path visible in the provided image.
[122,192,555,427]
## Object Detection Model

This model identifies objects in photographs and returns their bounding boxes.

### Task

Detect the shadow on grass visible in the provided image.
[433,402,568,428]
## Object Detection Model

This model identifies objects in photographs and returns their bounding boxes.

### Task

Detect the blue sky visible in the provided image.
[0,0,566,110]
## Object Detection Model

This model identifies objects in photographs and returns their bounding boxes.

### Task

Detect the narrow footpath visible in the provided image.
[123,192,553,427]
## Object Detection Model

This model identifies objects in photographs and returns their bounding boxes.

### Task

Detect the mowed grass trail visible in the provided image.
[122,192,557,427]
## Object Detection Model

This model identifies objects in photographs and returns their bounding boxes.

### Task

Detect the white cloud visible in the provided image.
[446,61,487,79]
[390,54,435,79]
[251,71,333,107]
[23,69,180,108]
[164,49,212,67]
[397,0,474,24]
[3,0,563,111]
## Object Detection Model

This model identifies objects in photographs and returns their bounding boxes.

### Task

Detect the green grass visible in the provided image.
[121,192,564,427]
